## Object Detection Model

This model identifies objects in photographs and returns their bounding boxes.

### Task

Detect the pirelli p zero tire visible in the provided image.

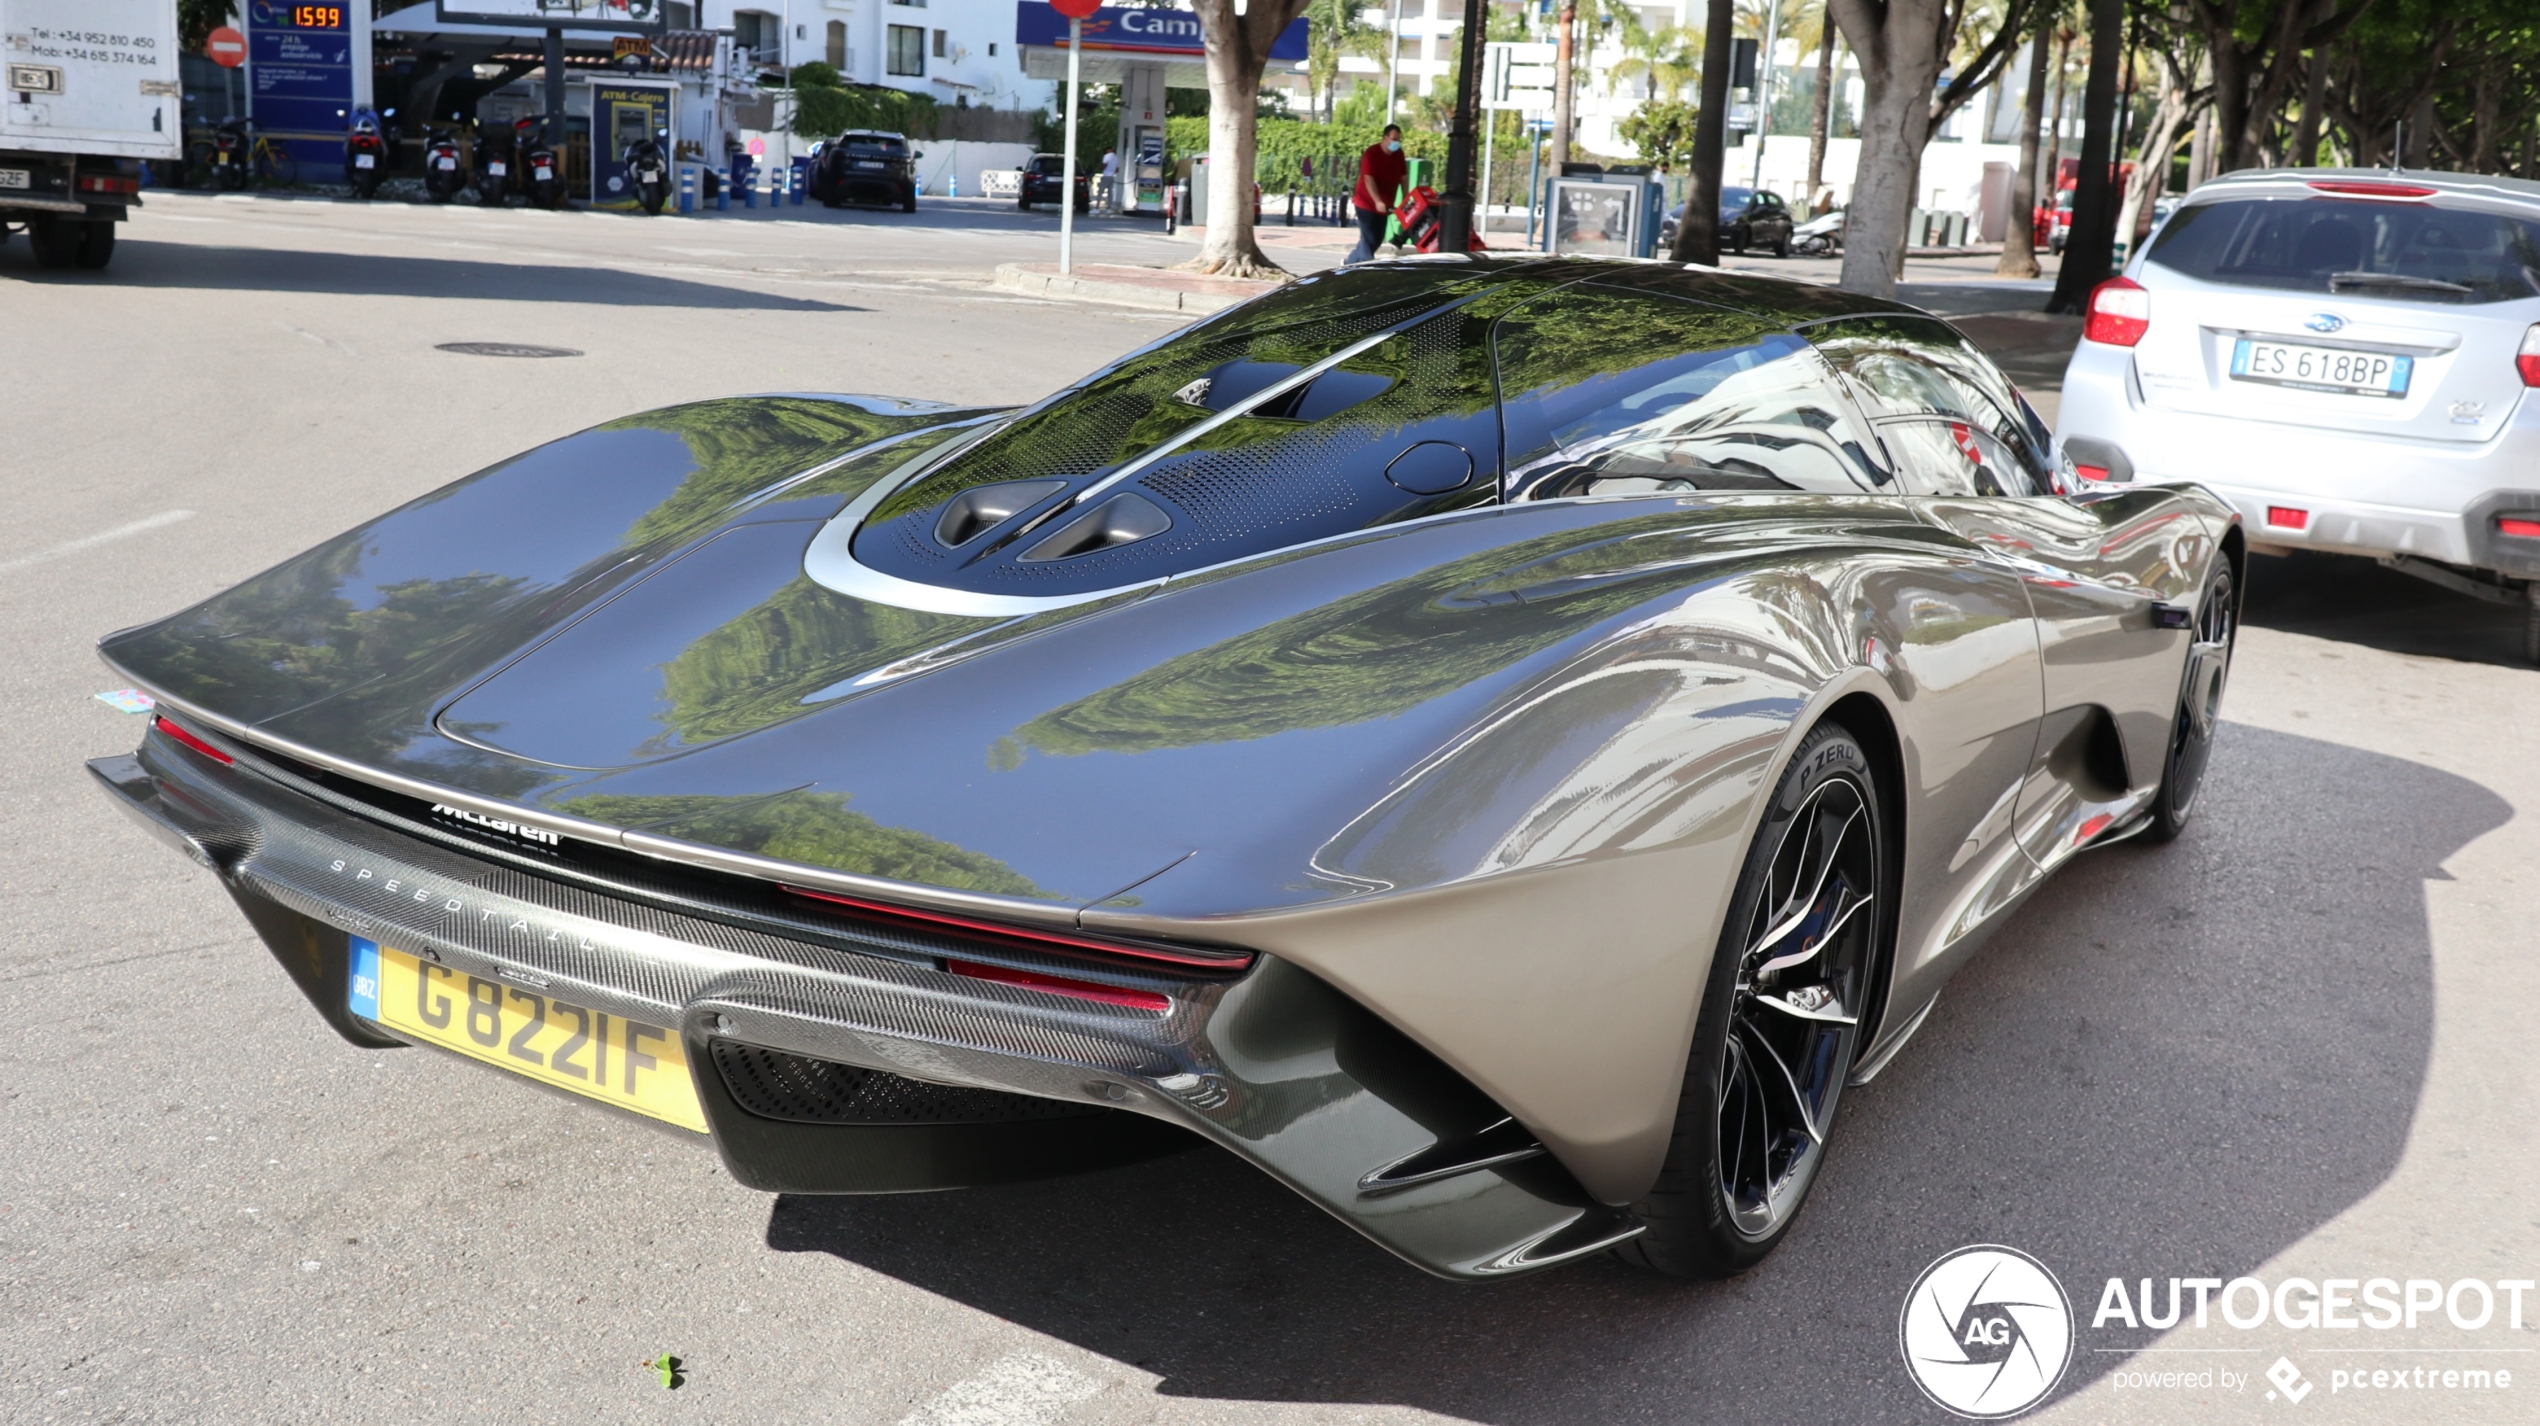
[2141,562,2237,844]
[1619,722,1885,1279]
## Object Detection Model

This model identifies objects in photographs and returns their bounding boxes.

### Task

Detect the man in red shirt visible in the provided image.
[1347,124,1407,264]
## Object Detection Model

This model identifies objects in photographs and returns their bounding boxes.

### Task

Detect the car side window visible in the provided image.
[1873,418,2048,499]
[1807,313,2053,488]
[1495,285,1892,499]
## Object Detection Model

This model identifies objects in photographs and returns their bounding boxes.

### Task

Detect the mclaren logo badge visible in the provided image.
[431,803,561,846]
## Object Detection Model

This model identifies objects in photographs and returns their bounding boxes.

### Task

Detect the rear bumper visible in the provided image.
[88,729,1635,1279]
[2059,341,2540,578]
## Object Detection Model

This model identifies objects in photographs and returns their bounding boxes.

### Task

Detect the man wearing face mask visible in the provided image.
[1347,124,1408,264]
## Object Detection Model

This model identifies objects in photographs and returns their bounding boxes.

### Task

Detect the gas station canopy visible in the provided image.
[1012,2,1306,90]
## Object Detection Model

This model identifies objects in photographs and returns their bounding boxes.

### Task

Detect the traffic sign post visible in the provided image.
[1484,42,1553,247]
[1049,0,1098,274]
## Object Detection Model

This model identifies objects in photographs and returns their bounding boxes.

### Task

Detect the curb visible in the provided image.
[992,262,1252,314]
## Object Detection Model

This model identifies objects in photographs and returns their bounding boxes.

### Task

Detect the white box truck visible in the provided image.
[2,0,182,270]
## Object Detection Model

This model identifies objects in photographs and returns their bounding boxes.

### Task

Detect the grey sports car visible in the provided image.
[89,257,2241,1281]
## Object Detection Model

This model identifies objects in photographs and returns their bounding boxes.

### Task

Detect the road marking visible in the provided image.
[897,1352,1102,1426]
[0,509,195,575]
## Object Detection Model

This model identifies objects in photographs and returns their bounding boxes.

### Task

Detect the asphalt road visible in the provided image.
[4,194,2534,1425]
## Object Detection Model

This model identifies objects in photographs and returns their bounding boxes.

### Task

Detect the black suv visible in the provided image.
[810,129,918,212]
[1658,186,1798,257]
[1017,153,1089,213]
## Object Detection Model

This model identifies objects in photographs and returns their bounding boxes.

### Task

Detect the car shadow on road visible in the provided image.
[0,240,863,311]
[2244,549,2531,669]
[765,724,2500,1423]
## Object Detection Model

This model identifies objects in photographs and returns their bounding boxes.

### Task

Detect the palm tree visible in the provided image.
[1609,22,1705,102]
[1304,0,1389,122]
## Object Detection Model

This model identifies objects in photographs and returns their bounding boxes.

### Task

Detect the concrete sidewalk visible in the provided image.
[994,260,1284,314]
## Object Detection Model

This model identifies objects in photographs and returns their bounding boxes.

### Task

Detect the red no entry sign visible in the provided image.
[1049,0,1100,20]
[206,26,246,68]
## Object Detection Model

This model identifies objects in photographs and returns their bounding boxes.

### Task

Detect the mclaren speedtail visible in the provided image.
[90,257,2241,1280]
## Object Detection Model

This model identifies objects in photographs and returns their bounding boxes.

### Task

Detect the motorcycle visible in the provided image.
[517,117,564,210]
[207,115,250,192]
[1790,208,1845,257]
[422,125,466,203]
[474,125,511,206]
[626,127,669,215]
[342,106,391,200]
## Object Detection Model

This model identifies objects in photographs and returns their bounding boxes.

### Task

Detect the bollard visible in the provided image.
[792,158,807,205]
[716,166,730,212]
[678,164,695,214]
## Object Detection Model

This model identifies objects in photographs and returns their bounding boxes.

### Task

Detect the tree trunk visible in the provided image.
[2045,27,2070,192]
[1805,21,1836,210]
[2046,0,2123,313]
[1828,0,1948,297]
[2290,44,2325,167]
[2404,92,2433,167]
[1551,0,1577,172]
[1669,0,1737,264]
[2470,60,2501,173]
[1185,0,1314,280]
[2112,73,2187,270]
[1997,26,2049,279]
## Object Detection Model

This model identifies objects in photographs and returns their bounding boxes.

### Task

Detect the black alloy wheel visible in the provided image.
[1619,723,1886,1278]
[2142,562,2237,843]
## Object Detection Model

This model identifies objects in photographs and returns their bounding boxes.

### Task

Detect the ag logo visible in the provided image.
[1899,1245,2074,1418]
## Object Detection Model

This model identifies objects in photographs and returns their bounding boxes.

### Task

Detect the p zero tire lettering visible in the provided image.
[505,990,546,1065]
[465,976,502,1047]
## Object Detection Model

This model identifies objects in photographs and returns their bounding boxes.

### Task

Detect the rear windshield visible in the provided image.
[2146,195,2540,304]
[845,138,906,158]
[1029,156,1064,176]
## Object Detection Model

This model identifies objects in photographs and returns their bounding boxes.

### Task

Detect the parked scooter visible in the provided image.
[627,126,669,215]
[207,115,250,192]
[474,125,512,205]
[1790,208,1844,256]
[342,106,391,200]
[516,117,564,210]
[422,124,466,203]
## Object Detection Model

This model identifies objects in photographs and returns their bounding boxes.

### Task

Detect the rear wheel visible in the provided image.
[2141,563,2237,843]
[72,220,113,269]
[27,215,79,268]
[1619,723,1886,1278]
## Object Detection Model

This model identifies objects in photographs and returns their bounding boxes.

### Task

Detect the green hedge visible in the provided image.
[1165,116,1450,191]
[782,70,940,140]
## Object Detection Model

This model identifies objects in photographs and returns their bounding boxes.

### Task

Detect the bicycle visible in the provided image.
[250,134,298,188]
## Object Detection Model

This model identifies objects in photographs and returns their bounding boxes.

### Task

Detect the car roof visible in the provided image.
[2190,166,2540,209]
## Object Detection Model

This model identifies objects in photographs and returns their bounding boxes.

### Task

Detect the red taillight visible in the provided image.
[2517,325,2540,386]
[2266,506,2311,530]
[2083,276,2151,347]
[76,173,139,195]
[2305,179,2439,200]
[944,960,1170,1013]
[780,885,1248,971]
[2500,517,2540,539]
[152,715,232,764]
[2075,463,2111,483]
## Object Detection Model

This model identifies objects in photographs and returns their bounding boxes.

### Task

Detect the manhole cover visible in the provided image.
[435,342,583,359]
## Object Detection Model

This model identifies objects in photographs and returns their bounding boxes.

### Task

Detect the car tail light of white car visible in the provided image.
[2518,325,2540,386]
[2083,276,2151,347]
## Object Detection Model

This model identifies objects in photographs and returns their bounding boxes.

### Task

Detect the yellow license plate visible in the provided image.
[349,938,706,1132]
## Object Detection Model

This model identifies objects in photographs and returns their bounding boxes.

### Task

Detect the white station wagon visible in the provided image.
[2056,168,2540,661]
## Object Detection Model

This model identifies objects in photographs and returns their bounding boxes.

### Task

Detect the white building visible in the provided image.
[680,0,1051,111]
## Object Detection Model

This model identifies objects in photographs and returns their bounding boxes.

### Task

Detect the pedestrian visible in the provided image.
[1346,124,1407,265]
[1099,149,1118,210]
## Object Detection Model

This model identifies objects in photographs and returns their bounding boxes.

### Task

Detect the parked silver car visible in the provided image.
[2056,168,2540,660]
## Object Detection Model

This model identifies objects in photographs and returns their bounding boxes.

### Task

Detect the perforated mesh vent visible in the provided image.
[710,1039,1106,1125]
